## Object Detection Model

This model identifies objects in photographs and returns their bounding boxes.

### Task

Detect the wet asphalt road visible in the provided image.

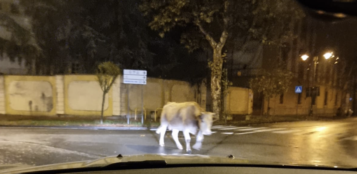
[1,118,357,167]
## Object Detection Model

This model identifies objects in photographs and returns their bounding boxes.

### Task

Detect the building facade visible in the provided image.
[228,17,351,117]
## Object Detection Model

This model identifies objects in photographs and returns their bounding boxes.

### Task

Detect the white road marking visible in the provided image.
[339,136,357,141]
[316,133,338,137]
[213,125,252,130]
[212,125,226,129]
[236,127,251,129]
[250,129,275,133]
[224,126,239,128]
[235,131,258,135]
[259,128,287,132]
[235,128,289,135]
[221,132,234,135]
[218,128,238,130]
[150,128,157,131]
[272,129,300,134]
[212,126,254,130]
[237,127,267,131]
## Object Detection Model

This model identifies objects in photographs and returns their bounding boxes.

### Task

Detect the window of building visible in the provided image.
[280,94,284,104]
[311,87,318,105]
[297,93,302,104]
[10,4,19,14]
[324,91,328,106]
[312,96,316,105]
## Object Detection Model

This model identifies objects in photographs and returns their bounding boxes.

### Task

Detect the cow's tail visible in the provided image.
[156,111,167,134]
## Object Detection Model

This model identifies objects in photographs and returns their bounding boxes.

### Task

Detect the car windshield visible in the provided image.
[1,0,357,170]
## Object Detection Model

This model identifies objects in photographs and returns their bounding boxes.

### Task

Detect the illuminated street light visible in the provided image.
[323,52,333,59]
[301,51,334,116]
[301,54,309,61]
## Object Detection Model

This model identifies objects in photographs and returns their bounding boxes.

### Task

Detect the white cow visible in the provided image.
[156,102,215,152]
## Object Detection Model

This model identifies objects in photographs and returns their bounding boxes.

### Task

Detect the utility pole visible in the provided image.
[302,52,334,116]
[309,56,318,116]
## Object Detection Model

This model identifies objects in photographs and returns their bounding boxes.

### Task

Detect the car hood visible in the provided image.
[0,154,354,174]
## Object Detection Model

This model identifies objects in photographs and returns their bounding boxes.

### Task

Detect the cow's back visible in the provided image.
[160,102,202,131]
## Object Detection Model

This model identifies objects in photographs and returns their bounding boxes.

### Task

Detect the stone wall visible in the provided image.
[0,75,208,117]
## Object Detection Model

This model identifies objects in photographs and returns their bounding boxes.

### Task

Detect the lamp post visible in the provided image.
[301,52,334,116]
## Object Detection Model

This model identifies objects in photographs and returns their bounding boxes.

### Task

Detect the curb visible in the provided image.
[213,117,351,126]
[0,125,154,130]
[0,117,352,130]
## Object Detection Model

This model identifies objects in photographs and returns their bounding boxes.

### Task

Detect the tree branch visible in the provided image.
[217,0,229,49]
[194,20,217,48]
[106,75,119,93]
[217,30,228,49]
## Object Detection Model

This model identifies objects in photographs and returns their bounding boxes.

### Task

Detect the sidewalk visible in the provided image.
[0,115,158,129]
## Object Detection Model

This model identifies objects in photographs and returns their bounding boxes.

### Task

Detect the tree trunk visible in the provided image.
[261,94,264,115]
[100,91,106,124]
[195,17,228,120]
[267,98,270,116]
[211,49,223,119]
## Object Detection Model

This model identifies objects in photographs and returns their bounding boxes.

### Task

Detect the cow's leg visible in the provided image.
[156,125,162,134]
[156,125,167,134]
[183,130,191,153]
[159,125,167,147]
[172,130,183,150]
[193,130,203,150]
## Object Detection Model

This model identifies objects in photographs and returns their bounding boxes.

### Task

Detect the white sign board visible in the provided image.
[123,69,147,85]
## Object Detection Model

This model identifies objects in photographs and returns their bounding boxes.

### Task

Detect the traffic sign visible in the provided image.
[123,69,147,85]
[123,69,147,76]
[295,86,302,94]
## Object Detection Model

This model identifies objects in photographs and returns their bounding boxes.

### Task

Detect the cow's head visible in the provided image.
[199,112,215,135]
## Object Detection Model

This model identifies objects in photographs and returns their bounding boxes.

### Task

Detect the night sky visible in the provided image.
[313,16,357,63]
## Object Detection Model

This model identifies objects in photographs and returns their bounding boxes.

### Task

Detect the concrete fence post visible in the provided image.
[112,76,121,116]
[55,75,65,115]
[164,80,170,103]
[0,76,5,114]
[126,84,130,124]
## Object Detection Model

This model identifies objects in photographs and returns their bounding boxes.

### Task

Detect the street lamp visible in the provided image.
[300,51,336,116]
[323,52,333,59]
[301,54,309,61]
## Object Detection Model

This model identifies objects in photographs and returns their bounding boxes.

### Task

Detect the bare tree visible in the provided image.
[96,62,121,124]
